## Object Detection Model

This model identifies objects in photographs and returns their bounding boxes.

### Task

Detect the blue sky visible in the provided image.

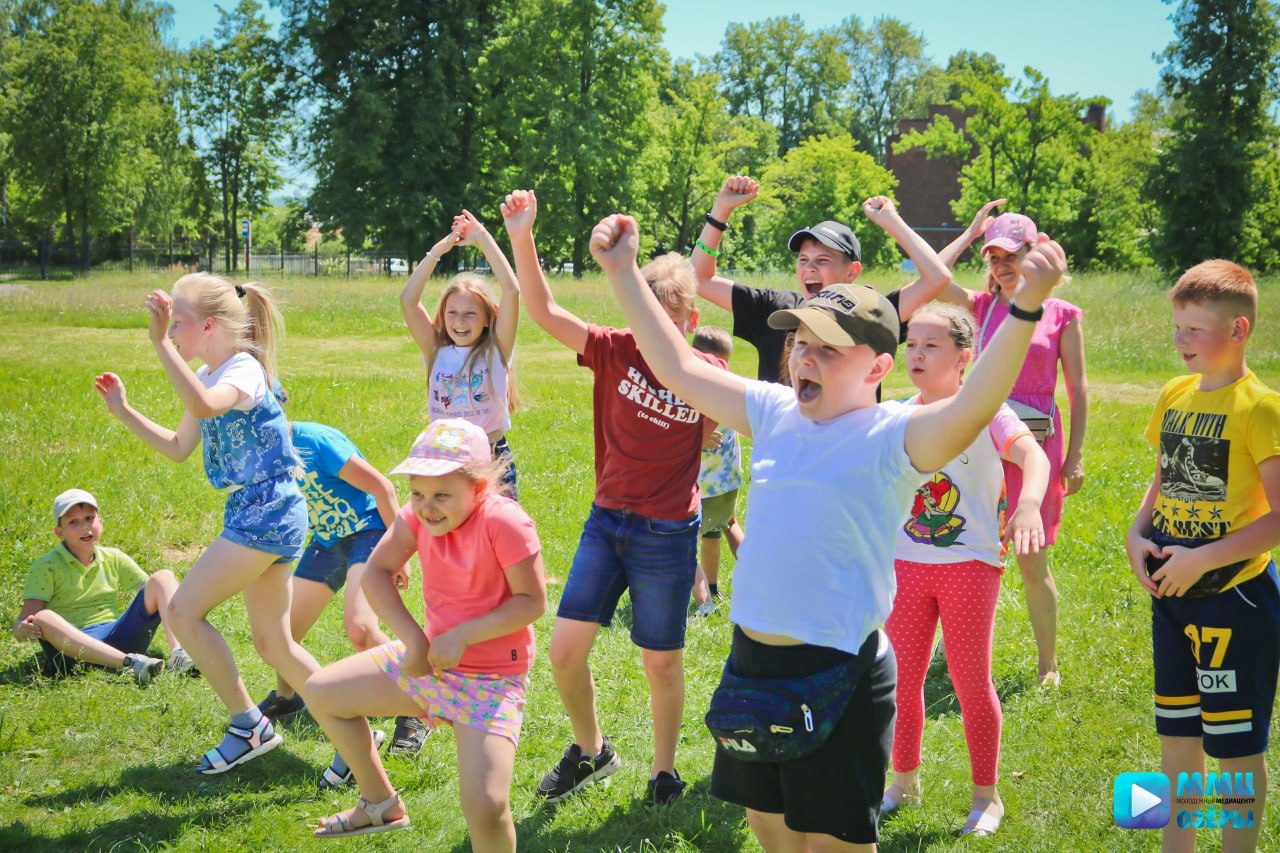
[166,1,1175,123]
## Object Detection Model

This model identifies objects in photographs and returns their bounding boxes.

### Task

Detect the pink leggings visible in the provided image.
[885,558,1002,786]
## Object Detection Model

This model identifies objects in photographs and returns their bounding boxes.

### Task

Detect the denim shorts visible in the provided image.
[40,588,160,674]
[221,472,308,561]
[494,436,519,501]
[556,503,700,651]
[294,527,386,593]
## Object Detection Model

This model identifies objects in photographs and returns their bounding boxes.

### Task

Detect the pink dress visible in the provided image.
[972,292,1082,544]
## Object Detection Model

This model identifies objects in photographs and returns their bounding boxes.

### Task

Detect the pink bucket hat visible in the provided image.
[391,419,491,478]
[981,213,1038,255]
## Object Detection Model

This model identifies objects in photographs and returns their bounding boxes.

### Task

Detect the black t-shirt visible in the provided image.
[730,283,905,384]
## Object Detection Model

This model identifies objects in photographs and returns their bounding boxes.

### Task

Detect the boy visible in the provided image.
[590,209,1064,850]
[690,175,952,383]
[502,189,723,806]
[14,489,189,684]
[1125,260,1280,853]
[690,326,743,617]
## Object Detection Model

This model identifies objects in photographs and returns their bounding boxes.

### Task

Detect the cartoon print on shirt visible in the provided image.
[904,472,968,547]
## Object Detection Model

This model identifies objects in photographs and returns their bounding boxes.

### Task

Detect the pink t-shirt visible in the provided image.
[400,494,540,676]
[578,325,725,520]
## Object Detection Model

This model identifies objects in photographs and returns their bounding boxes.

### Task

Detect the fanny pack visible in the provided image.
[1145,531,1249,598]
[976,299,1055,442]
[704,632,876,763]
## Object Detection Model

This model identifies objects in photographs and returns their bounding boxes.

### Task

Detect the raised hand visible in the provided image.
[94,372,128,417]
[452,209,489,247]
[711,175,759,219]
[968,198,1007,236]
[428,228,461,260]
[588,214,640,274]
[501,190,537,237]
[144,289,172,345]
[862,195,900,226]
[1011,234,1066,311]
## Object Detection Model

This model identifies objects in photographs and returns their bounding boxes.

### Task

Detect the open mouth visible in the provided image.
[795,377,821,403]
[803,281,823,297]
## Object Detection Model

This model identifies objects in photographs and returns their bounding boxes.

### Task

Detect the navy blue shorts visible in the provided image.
[40,588,160,673]
[1152,561,1280,758]
[493,436,518,501]
[294,527,386,593]
[556,503,699,651]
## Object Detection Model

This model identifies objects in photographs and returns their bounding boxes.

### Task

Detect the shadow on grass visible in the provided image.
[880,824,959,851]
[0,655,54,686]
[503,775,752,853]
[923,665,1029,720]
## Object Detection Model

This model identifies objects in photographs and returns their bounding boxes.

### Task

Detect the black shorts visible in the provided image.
[710,626,896,844]
[1152,561,1280,758]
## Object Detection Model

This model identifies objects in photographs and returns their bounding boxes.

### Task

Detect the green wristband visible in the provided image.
[695,238,720,258]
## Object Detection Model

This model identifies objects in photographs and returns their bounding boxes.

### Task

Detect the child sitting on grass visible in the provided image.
[14,489,190,684]
[589,208,1065,850]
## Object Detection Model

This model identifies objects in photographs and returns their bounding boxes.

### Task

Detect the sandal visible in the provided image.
[195,715,283,775]
[319,729,387,790]
[962,798,1004,837]
[881,782,922,814]
[314,791,411,838]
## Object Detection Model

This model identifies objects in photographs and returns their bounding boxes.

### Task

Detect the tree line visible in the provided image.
[1,0,1277,277]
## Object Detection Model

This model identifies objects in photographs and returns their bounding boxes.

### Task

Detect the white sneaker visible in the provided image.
[168,647,197,675]
[125,653,165,686]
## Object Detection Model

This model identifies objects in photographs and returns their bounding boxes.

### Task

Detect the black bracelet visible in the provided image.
[1008,301,1044,322]
[704,213,729,232]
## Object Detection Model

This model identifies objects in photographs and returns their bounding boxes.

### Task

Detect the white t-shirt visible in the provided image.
[895,397,1031,568]
[729,381,923,655]
[196,352,268,411]
[427,345,512,435]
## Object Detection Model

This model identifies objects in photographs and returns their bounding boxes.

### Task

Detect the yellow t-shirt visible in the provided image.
[1144,371,1280,589]
[22,544,148,628]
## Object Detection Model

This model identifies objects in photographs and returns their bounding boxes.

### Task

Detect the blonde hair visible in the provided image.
[429,274,522,413]
[692,325,733,358]
[458,457,515,500]
[909,302,977,351]
[1170,260,1258,328]
[641,252,698,316]
[172,273,284,381]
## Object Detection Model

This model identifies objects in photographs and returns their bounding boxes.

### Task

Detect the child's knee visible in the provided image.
[343,616,378,650]
[165,593,205,628]
[252,627,292,664]
[460,788,511,832]
[641,648,682,682]
[548,631,591,673]
[147,569,178,589]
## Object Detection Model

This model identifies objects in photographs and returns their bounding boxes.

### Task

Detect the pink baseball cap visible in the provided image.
[391,419,491,478]
[981,213,1038,255]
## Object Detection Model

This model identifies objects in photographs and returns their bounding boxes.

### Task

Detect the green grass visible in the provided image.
[1,268,1278,851]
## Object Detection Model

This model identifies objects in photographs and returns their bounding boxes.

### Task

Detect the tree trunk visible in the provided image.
[79,197,92,274]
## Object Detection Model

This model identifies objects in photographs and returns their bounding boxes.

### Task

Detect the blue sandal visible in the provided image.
[196,715,283,775]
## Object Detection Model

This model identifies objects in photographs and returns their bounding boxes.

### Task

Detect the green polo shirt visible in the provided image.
[22,544,148,629]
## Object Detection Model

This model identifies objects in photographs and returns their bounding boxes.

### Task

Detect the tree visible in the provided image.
[756,133,899,268]
[1151,0,1280,271]
[834,15,934,162]
[3,0,170,272]
[186,0,288,272]
[1076,100,1162,269]
[476,0,664,274]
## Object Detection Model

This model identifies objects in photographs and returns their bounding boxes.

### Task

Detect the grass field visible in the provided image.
[1,266,1278,852]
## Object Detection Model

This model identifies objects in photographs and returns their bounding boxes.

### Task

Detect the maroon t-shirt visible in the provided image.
[578,325,724,520]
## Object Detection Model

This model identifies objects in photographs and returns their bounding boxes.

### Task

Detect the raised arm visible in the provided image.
[905,235,1067,472]
[144,291,247,419]
[1059,315,1088,496]
[690,176,759,312]
[934,198,1006,309]
[861,196,953,322]
[1005,433,1050,556]
[454,209,520,363]
[399,230,462,358]
[337,454,400,530]
[501,190,589,355]
[592,214,750,436]
[94,372,202,463]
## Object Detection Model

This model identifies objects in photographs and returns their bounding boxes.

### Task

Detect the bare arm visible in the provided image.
[934,198,1007,308]
[501,190,590,355]
[456,210,520,362]
[1125,463,1162,595]
[142,290,246,419]
[691,176,759,312]
[905,236,1067,472]
[399,230,462,358]
[1059,315,1089,496]
[1005,433,1049,555]
[862,196,953,322]
[337,455,400,530]
[94,372,202,463]
[13,599,45,641]
[593,214,751,436]
[426,552,547,670]
[361,516,432,675]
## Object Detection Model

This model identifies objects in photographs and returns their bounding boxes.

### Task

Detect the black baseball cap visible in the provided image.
[788,220,861,262]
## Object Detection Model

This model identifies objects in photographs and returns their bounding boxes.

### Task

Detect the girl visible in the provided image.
[400,210,522,497]
[94,274,323,774]
[882,304,1051,837]
[937,205,1088,687]
[588,207,1066,852]
[306,418,545,845]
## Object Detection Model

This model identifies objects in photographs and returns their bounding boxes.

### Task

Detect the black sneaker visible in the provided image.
[388,715,430,756]
[535,736,622,803]
[646,769,686,806]
[256,689,305,720]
